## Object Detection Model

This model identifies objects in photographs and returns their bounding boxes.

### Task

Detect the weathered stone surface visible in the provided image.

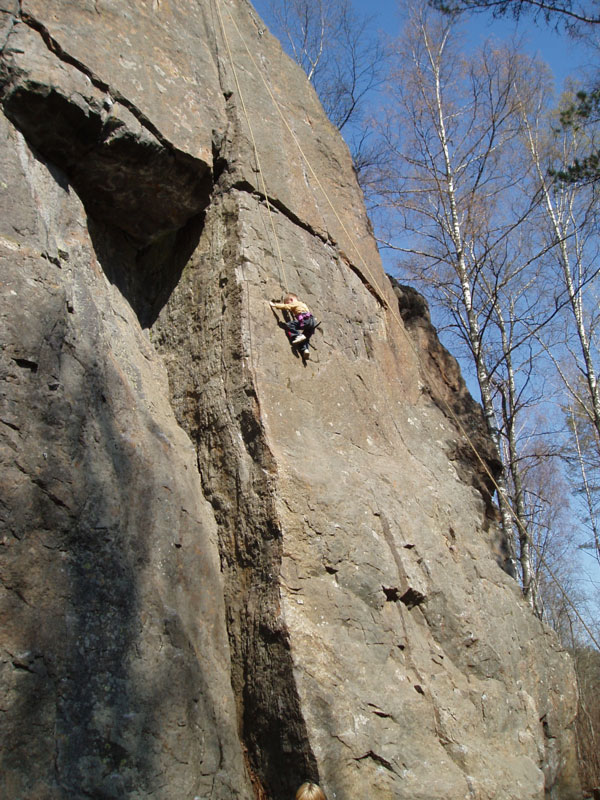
[0,1,582,799]
[389,277,515,573]
[0,110,250,798]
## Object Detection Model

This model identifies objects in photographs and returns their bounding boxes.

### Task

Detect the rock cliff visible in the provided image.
[0,1,581,798]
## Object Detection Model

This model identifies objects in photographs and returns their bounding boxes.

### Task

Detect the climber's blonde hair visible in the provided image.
[295,782,327,800]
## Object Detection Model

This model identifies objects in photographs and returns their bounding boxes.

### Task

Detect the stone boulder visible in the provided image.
[0,1,581,798]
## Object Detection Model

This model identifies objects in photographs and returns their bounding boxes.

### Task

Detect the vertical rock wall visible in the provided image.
[0,1,581,798]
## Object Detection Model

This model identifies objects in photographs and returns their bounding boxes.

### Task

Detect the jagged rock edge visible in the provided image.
[1,8,324,795]
[18,7,170,150]
[12,6,385,308]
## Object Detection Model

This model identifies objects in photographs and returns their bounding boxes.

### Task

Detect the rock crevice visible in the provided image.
[151,191,321,799]
[18,4,183,152]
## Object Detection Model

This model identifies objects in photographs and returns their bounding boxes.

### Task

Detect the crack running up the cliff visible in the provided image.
[17,6,172,151]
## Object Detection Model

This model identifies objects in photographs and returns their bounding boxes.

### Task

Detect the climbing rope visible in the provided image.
[217,1,390,311]
[213,0,288,295]
[214,0,600,650]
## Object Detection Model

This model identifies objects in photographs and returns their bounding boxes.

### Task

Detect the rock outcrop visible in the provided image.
[0,1,581,798]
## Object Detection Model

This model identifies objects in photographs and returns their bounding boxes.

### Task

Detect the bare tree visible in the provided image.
[566,395,600,565]
[490,299,542,604]
[429,0,600,181]
[518,90,600,443]
[373,6,561,595]
[266,0,385,128]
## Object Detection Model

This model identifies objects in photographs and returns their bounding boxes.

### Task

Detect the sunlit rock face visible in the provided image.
[0,1,581,798]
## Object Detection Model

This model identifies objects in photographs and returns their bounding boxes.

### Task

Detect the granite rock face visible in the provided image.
[0,1,581,799]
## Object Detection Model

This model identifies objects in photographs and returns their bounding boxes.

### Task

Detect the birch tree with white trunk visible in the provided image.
[516,90,600,566]
[374,5,557,594]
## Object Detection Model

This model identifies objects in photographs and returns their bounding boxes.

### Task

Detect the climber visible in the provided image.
[295,783,327,800]
[269,293,317,360]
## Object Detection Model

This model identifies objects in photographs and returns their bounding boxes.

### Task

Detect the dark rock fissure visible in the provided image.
[1,81,212,248]
[151,194,320,799]
[400,587,426,610]
[0,38,212,323]
[355,750,397,775]
[18,8,172,149]
[0,61,318,800]
[1,34,321,797]
[12,357,38,372]
[382,585,400,602]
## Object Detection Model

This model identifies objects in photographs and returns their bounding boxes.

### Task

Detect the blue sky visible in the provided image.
[252,0,595,91]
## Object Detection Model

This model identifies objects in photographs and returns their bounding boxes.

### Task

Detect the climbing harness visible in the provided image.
[213,0,599,649]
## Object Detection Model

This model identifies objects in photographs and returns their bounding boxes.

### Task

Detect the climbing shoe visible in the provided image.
[292,334,307,344]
